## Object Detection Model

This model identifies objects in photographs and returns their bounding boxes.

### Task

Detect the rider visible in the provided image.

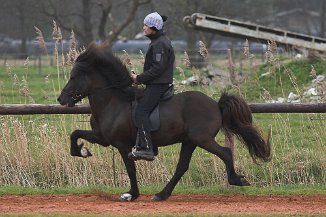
[128,12,175,161]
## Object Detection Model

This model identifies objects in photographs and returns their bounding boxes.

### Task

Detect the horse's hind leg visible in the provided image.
[198,138,250,186]
[70,130,104,157]
[153,143,196,201]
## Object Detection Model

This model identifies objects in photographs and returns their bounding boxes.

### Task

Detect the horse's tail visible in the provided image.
[218,92,271,163]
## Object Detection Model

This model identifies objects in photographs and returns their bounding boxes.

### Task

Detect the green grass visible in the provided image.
[240,58,326,101]
[0,63,69,104]
[0,54,325,200]
[0,184,325,196]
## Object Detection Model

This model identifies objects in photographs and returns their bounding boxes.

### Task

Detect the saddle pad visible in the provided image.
[131,85,174,132]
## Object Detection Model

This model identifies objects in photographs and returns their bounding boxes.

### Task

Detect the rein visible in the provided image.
[60,89,87,104]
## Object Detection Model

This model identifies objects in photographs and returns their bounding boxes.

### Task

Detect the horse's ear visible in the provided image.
[76,42,99,63]
[93,43,116,65]
[87,41,108,52]
[86,42,97,50]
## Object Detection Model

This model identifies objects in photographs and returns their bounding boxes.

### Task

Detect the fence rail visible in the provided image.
[0,104,90,115]
[0,103,326,115]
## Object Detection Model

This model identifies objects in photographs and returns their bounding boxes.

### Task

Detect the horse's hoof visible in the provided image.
[120,193,133,202]
[229,175,251,186]
[151,195,164,201]
[240,177,251,186]
[81,146,92,158]
[151,194,169,202]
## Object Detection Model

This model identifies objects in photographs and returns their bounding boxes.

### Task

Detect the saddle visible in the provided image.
[132,85,174,132]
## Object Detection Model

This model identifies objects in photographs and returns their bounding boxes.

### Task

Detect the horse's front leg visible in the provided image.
[118,148,140,202]
[70,129,104,158]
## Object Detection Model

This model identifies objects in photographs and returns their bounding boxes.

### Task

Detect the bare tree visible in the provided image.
[319,0,326,37]
[0,0,40,56]
[1,0,325,56]
[37,0,94,46]
[162,0,222,67]
[37,0,151,47]
[98,0,151,47]
[15,1,28,57]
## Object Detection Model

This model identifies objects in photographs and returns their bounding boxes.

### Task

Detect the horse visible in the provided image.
[58,43,271,202]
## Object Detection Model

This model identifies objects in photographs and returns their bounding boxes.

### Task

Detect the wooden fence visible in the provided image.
[0,103,325,187]
[0,103,326,115]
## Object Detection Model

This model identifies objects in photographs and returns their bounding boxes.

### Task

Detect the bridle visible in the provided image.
[61,62,134,104]
[60,89,87,104]
[61,83,131,104]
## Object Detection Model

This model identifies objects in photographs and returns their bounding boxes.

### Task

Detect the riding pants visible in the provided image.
[135,84,170,149]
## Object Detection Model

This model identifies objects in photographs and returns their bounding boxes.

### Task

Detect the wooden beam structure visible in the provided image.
[183,13,326,52]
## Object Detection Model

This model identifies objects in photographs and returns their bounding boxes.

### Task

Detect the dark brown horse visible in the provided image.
[58,43,271,201]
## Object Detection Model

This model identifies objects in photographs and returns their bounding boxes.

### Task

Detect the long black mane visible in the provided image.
[76,42,135,100]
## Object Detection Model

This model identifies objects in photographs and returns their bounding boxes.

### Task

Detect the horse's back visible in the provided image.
[153,91,222,145]
[180,91,222,142]
[180,90,221,123]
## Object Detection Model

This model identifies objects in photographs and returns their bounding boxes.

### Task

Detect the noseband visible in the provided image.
[61,89,87,104]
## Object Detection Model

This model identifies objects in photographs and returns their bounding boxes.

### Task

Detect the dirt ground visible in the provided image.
[1,194,326,215]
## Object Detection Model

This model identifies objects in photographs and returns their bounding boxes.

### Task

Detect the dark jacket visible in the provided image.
[137,30,175,84]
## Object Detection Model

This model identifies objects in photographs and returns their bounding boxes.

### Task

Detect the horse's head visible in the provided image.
[58,42,134,106]
[58,62,90,107]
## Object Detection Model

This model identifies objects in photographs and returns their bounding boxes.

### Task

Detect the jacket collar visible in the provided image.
[146,30,164,41]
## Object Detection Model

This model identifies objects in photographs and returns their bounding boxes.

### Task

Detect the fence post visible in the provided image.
[224,131,235,188]
[227,49,236,85]
[111,147,117,187]
[38,55,42,75]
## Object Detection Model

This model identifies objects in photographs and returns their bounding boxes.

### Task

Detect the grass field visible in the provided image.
[0,41,325,196]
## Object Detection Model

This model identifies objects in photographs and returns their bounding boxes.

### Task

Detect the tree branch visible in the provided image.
[38,0,85,41]
[102,0,152,47]
[98,0,113,41]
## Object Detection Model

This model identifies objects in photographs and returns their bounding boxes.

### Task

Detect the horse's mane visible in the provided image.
[76,42,135,100]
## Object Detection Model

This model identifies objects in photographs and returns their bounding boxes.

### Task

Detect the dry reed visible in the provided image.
[34,26,47,54]
[183,51,191,68]
[0,30,325,189]
[198,40,209,59]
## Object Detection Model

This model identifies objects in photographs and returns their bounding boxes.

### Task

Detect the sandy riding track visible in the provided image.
[1,194,326,215]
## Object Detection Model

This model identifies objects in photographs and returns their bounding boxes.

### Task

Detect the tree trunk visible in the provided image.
[320,0,326,38]
[186,29,204,68]
[101,0,152,48]
[82,0,93,45]
[18,2,27,58]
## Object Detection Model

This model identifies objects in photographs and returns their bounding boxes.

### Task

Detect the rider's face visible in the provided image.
[143,24,156,36]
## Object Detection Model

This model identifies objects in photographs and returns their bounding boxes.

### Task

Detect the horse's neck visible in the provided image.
[88,92,112,109]
[88,91,128,116]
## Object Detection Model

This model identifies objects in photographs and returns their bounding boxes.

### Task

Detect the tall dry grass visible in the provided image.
[0,24,325,189]
[235,40,326,186]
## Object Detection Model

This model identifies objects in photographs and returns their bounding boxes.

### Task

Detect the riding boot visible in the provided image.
[128,129,154,161]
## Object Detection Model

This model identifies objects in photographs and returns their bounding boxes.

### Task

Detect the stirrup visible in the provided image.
[128,148,154,161]
[131,145,139,152]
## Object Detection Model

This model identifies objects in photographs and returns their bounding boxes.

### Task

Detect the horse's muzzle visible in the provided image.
[57,94,75,107]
